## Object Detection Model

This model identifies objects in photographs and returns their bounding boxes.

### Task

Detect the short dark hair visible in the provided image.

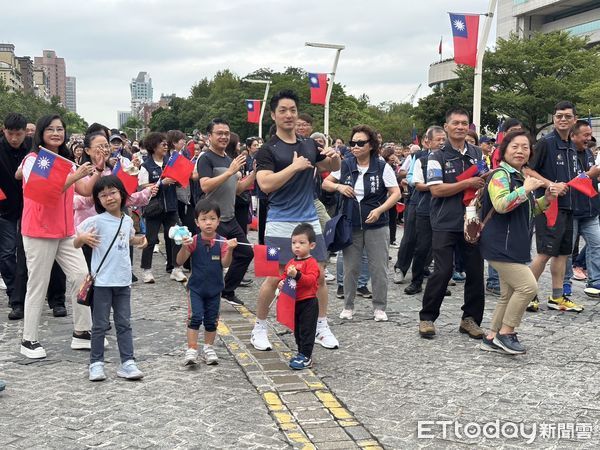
[34,114,70,159]
[143,132,166,155]
[298,113,313,124]
[166,129,186,150]
[206,118,230,134]
[246,137,259,148]
[195,199,220,218]
[92,175,128,214]
[571,119,592,136]
[350,124,380,156]
[269,89,299,112]
[292,223,316,243]
[554,100,577,115]
[502,118,522,132]
[498,130,534,163]
[4,113,27,130]
[445,107,470,123]
[86,122,110,139]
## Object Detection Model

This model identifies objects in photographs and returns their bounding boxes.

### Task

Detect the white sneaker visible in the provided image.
[393,268,406,284]
[0,277,6,290]
[315,320,339,349]
[251,323,272,351]
[184,348,198,366]
[142,269,155,284]
[20,340,46,359]
[170,267,187,282]
[324,269,335,283]
[339,309,354,320]
[374,310,388,322]
[153,245,159,253]
[390,241,400,249]
[202,346,219,365]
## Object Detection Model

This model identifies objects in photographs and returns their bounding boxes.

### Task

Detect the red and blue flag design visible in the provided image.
[161,152,194,188]
[253,244,280,277]
[23,148,72,206]
[277,276,296,331]
[309,73,327,105]
[449,13,479,68]
[246,99,261,124]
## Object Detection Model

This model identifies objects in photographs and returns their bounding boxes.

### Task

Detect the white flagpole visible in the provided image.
[242,79,272,138]
[472,0,497,134]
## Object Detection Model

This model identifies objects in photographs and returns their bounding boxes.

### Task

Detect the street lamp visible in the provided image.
[242,78,272,138]
[305,42,345,138]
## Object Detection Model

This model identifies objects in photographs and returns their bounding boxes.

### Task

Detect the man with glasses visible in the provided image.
[526,101,584,312]
[197,118,255,306]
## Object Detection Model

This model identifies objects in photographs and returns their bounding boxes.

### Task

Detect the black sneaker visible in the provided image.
[404,283,422,295]
[8,307,24,320]
[222,293,244,306]
[52,305,67,317]
[479,336,508,354]
[357,286,372,298]
[445,289,452,297]
[132,273,138,283]
[71,331,92,350]
[493,333,526,355]
[239,278,253,287]
[20,340,46,359]
[336,286,344,299]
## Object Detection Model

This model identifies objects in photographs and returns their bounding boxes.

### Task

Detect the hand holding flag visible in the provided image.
[567,173,599,198]
[276,276,296,331]
[112,160,139,195]
[253,244,280,277]
[23,147,74,206]
[161,152,194,188]
[456,164,480,206]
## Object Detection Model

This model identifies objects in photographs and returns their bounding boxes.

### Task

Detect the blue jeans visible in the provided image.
[336,250,370,288]
[0,217,17,300]
[90,286,134,364]
[486,264,500,289]
[564,216,600,286]
[188,290,220,332]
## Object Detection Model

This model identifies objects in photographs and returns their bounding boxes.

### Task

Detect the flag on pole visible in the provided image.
[567,173,599,198]
[246,99,261,124]
[309,73,328,105]
[112,160,138,196]
[23,148,72,206]
[545,198,558,227]
[276,276,296,331]
[449,13,480,68]
[438,36,443,56]
[161,152,194,188]
[253,244,280,277]
[411,126,420,146]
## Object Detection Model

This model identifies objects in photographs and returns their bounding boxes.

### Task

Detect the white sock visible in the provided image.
[317,317,327,325]
[255,319,267,327]
[203,344,212,351]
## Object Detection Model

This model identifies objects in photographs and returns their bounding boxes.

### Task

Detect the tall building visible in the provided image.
[0,44,24,93]
[17,56,34,94]
[497,0,600,44]
[118,111,132,129]
[65,76,76,112]
[130,71,153,118]
[33,66,50,101]
[34,50,66,105]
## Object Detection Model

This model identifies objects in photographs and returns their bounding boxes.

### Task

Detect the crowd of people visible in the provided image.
[0,91,598,387]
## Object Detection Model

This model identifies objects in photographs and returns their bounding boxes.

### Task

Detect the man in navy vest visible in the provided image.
[418,107,486,339]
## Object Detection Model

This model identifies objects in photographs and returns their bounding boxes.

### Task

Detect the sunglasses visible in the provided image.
[349,140,369,148]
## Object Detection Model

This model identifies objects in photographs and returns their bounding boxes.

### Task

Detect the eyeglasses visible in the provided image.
[554,114,574,120]
[349,140,369,148]
[44,127,65,134]
[98,190,120,200]
[91,144,111,151]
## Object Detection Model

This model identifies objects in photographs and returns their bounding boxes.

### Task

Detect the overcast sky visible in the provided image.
[1,0,496,129]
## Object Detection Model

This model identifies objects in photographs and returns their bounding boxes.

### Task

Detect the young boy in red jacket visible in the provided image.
[279,223,320,369]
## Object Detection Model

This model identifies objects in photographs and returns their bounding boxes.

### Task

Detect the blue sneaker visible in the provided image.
[116,360,144,380]
[0,380,5,391]
[289,353,312,370]
[479,336,507,354]
[89,362,106,382]
[486,285,501,296]
[493,333,526,355]
[452,271,466,282]
[563,283,572,297]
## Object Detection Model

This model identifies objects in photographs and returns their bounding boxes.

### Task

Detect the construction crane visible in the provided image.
[403,83,422,106]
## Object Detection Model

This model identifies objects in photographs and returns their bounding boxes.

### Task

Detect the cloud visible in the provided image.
[1,0,495,128]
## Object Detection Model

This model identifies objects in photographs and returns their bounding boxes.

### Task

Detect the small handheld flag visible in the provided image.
[253,244,280,277]
[161,152,194,188]
[276,276,296,331]
[23,148,73,206]
[567,173,599,198]
[112,160,138,195]
[545,198,558,227]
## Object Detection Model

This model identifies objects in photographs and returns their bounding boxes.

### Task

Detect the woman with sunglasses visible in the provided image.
[322,125,401,322]
[18,114,100,359]
[137,132,183,284]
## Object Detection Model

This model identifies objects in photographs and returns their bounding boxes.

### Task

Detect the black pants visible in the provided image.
[217,219,254,296]
[257,198,268,245]
[394,203,417,274]
[12,222,65,310]
[388,206,398,244]
[295,297,318,359]
[141,211,180,270]
[178,201,198,270]
[419,231,484,324]
[234,198,251,237]
[411,214,433,287]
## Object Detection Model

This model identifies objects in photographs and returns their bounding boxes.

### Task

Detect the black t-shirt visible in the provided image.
[255,135,325,222]
[0,135,31,220]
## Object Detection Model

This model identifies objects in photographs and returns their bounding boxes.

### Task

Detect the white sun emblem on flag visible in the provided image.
[310,76,318,84]
[247,102,253,109]
[288,279,296,289]
[453,19,465,31]
[37,156,51,170]
[268,247,278,257]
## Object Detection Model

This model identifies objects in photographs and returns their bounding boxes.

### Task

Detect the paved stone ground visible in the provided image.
[1,225,600,449]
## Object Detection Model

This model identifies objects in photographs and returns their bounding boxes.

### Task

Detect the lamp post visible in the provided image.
[305,42,345,138]
[242,78,271,138]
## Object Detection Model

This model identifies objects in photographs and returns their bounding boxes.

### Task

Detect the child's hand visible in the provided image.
[277,280,284,290]
[181,235,194,247]
[226,238,238,249]
[79,228,100,248]
[287,265,297,278]
[134,235,148,249]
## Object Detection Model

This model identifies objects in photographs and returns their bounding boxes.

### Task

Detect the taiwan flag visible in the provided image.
[253,244,280,277]
[456,163,479,205]
[276,276,296,331]
[23,148,72,206]
[449,13,479,68]
[545,198,558,227]
[112,160,138,196]
[412,127,420,146]
[161,152,194,188]
[246,99,261,124]
[567,173,599,198]
[309,73,328,105]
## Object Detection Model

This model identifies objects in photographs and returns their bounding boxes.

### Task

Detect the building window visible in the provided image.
[566,20,600,36]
